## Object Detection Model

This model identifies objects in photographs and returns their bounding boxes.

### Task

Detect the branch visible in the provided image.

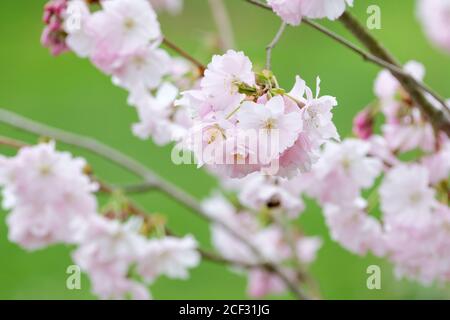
[0,108,309,300]
[266,21,286,70]
[208,0,236,51]
[244,0,450,136]
[162,38,206,75]
[0,135,27,149]
[338,12,450,136]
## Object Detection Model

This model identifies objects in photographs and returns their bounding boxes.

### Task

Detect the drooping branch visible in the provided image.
[244,0,450,136]
[208,0,236,51]
[0,107,310,300]
[266,21,287,70]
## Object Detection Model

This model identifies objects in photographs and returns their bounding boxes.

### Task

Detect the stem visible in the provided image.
[208,0,236,51]
[162,38,206,75]
[266,21,286,70]
[244,0,450,136]
[0,108,309,300]
[0,135,27,149]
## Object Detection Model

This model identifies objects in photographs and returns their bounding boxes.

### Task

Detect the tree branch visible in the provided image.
[0,107,309,300]
[162,38,206,75]
[0,135,27,149]
[244,0,450,136]
[208,0,236,51]
[338,12,450,136]
[266,21,286,70]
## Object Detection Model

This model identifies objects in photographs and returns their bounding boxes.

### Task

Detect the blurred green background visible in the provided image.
[0,0,449,299]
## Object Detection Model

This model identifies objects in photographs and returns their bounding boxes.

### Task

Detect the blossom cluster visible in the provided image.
[202,191,321,297]
[0,142,200,299]
[41,0,194,146]
[180,50,339,178]
[199,59,450,293]
[267,0,354,25]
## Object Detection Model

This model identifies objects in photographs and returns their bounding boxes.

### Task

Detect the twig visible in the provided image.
[120,181,154,193]
[0,135,27,149]
[162,38,206,75]
[208,0,236,50]
[244,0,450,135]
[266,21,286,70]
[0,108,309,300]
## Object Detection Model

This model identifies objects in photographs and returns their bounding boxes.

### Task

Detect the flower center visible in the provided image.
[123,17,136,30]
[263,118,277,131]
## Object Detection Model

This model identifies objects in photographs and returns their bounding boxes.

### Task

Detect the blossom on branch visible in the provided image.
[268,0,354,26]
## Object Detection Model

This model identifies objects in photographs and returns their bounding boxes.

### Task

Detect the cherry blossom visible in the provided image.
[379,164,436,223]
[137,235,200,281]
[0,142,98,249]
[268,0,354,26]
[41,0,69,55]
[87,0,161,72]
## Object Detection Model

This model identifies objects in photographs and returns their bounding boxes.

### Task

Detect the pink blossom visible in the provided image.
[268,0,354,26]
[112,46,171,90]
[0,142,98,250]
[63,0,94,58]
[417,0,450,53]
[72,216,149,299]
[379,164,436,224]
[41,0,69,55]
[201,50,256,114]
[236,173,305,218]
[324,203,385,256]
[238,95,303,159]
[291,76,339,143]
[267,0,303,25]
[421,140,450,185]
[137,235,200,281]
[247,269,286,297]
[87,0,161,72]
[307,139,383,206]
[385,205,450,285]
[130,82,190,145]
[301,0,354,20]
[353,107,374,140]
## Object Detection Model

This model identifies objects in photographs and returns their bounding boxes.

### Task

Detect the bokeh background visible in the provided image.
[0,0,449,299]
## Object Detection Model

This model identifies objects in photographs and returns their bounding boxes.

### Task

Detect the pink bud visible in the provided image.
[353,108,374,140]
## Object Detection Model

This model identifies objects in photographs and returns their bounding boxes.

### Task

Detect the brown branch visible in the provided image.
[339,12,450,136]
[162,38,206,75]
[0,135,27,149]
[244,0,450,136]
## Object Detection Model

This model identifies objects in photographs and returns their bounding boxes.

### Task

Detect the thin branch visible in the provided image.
[0,108,309,300]
[266,21,286,70]
[244,0,450,136]
[0,135,27,149]
[162,38,206,75]
[208,0,236,51]
[120,181,154,193]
